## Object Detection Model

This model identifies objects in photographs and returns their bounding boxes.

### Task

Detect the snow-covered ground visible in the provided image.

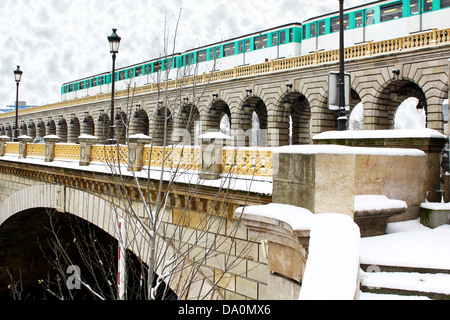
[359,218,450,300]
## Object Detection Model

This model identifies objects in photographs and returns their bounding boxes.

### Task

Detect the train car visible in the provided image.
[61,0,450,101]
[61,23,302,101]
[301,0,450,54]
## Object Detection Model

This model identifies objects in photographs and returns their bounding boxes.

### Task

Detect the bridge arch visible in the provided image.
[0,184,217,300]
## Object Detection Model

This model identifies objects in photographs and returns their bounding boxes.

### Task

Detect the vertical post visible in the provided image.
[118,218,126,300]
[337,0,347,131]
[14,82,19,142]
[108,52,117,144]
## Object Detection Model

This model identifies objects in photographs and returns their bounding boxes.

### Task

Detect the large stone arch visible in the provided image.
[0,184,218,300]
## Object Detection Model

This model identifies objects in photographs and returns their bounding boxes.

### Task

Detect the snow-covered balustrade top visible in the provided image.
[354,195,408,216]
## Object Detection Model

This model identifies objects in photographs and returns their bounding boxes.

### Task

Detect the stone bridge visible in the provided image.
[0,27,449,300]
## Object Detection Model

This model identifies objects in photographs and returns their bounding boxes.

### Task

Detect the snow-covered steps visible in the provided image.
[359,264,450,300]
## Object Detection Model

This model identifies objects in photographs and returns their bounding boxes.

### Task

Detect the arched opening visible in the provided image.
[0,208,176,300]
[130,108,149,136]
[27,121,37,139]
[152,106,173,146]
[56,118,68,143]
[36,120,46,138]
[19,122,28,137]
[179,103,201,146]
[95,113,110,144]
[289,94,312,145]
[68,117,81,144]
[46,119,56,136]
[114,110,127,145]
[81,114,95,137]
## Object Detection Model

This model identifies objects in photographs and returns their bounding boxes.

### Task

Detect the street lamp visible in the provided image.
[13,66,23,142]
[107,28,121,144]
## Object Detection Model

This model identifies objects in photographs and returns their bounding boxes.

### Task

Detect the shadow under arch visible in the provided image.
[0,184,218,300]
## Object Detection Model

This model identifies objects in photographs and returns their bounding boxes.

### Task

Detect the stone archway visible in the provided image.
[0,184,218,300]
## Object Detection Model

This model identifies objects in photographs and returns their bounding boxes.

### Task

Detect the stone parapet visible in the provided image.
[272,144,427,236]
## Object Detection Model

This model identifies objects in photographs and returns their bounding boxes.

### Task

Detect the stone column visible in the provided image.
[199,132,231,180]
[127,134,152,171]
[18,135,33,159]
[78,135,98,166]
[0,136,10,156]
[44,135,61,162]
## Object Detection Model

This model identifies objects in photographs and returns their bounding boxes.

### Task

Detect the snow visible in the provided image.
[275,144,425,157]
[313,128,447,140]
[354,195,407,212]
[360,219,450,271]
[420,201,450,210]
[198,132,232,140]
[298,212,360,300]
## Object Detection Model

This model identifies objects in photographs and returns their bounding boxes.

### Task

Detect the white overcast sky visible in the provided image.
[0,0,364,107]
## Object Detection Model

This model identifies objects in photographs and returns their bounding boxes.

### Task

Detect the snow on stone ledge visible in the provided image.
[238,203,361,300]
[313,128,447,140]
[275,144,425,157]
[354,195,407,212]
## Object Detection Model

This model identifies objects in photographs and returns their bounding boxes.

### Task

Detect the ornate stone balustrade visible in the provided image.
[0,137,273,178]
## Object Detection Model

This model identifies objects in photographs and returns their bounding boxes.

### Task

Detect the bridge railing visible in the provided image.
[0,137,274,178]
[1,27,449,119]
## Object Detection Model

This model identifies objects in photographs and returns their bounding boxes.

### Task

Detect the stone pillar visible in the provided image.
[127,134,152,171]
[78,135,98,166]
[0,136,10,156]
[199,132,231,180]
[44,135,61,162]
[18,135,33,159]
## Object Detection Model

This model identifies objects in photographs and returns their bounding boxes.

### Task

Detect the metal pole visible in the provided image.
[14,82,19,141]
[337,0,347,131]
[118,218,126,300]
[108,52,117,144]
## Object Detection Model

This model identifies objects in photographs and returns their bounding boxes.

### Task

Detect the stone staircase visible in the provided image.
[359,264,450,300]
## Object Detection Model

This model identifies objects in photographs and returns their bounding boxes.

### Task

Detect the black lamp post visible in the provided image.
[337,0,347,131]
[107,28,121,144]
[13,66,23,142]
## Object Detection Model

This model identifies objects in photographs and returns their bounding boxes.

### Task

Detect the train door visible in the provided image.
[270,30,287,59]
[354,10,366,43]
[408,0,434,33]
[237,39,251,66]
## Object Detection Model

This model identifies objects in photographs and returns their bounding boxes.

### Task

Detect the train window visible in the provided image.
[86,80,91,88]
[119,71,126,80]
[410,0,419,14]
[254,35,268,50]
[424,0,433,11]
[144,64,152,74]
[154,61,162,72]
[79,81,84,89]
[74,83,78,91]
[198,50,207,62]
[238,40,251,53]
[380,3,403,22]
[68,84,73,92]
[442,0,450,8]
[209,48,220,60]
[99,76,105,85]
[310,23,316,37]
[272,33,278,45]
[223,43,235,57]
[135,66,143,76]
[92,78,97,86]
[355,11,363,27]
[331,14,350,33]
[302,25,307,39]
[126,69,133,78]
[319,21,326,35]
[280,31,286,44]
[288,29,293,43]
[366,9,375,24]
